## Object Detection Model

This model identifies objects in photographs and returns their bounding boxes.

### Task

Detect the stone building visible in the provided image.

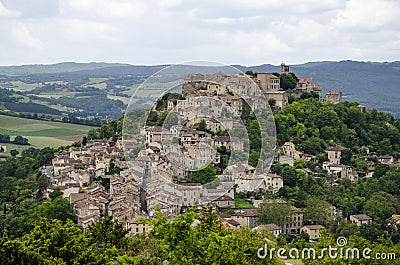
[324,90,342,104]
[257,72,280,91]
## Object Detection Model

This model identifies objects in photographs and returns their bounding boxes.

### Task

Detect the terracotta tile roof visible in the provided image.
[267,173,282,179]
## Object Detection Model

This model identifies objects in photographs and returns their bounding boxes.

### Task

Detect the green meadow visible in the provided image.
[0,115,96,157]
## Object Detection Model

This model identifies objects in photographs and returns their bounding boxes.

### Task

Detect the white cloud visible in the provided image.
[0,1,19,17]
[333,0,400,30]
[0,0,399,65]
[10,22,42,48]
[59,0,146,21]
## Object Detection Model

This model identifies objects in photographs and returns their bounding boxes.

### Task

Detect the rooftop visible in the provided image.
[302,224,324,230]
[350,214,372,221]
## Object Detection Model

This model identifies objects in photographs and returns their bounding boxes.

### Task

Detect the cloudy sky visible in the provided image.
[0,0,399,66]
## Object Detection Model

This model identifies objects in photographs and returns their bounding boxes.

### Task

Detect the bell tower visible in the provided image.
[281,63,290,73]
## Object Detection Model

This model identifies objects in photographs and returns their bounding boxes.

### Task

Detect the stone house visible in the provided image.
[257,72,280,91]
[378,155,394,165]
[323,162,358,182]
[324,90,342,104]
[264,91,288,110]
[350,214,373,226]
[213,195,235,208]
[177,183,203,206]
[236,173,265,193]
[282,141,303,159]
[231,209,258,229]
[255,224,282,237]
[296,78,313,92]
[301,225,324,241]
[279,155,294,166]
[126,217,151,236]
[283,206,303,235]
[326,146,345,164]
[311,85,322,99]
[265,173,283,194]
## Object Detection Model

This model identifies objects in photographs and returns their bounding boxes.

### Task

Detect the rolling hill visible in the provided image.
[0,60,399,117]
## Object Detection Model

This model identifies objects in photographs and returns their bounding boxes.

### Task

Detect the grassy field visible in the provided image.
[0,115,96,158]
[9,81,42,91]
[235,197,255,208]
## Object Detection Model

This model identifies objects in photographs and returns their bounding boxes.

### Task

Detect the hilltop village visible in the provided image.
[47,65,398,240]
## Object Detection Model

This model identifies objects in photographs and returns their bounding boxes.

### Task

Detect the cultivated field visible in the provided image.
[0,115,96,157]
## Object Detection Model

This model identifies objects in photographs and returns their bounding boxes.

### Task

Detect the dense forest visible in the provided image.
[276,97,400,157]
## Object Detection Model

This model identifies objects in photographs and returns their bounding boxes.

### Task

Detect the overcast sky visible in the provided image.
[0,0,399,66]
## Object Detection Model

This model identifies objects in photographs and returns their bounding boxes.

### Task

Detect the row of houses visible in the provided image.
[50,140,144,233]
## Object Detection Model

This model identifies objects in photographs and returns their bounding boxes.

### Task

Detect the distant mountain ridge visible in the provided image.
[1,60,399,116]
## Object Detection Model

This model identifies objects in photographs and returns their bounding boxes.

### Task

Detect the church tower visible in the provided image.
[281,63,290,73]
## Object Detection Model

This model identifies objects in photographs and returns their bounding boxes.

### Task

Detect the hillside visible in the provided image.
[237,61,400,116]
[1,61,399,117]
[0,62,129,76]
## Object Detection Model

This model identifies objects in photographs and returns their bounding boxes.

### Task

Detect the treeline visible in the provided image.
[3,102,61,115]
[0,208,281,264]
[0,134,29,145]
[0,88,21,103]
[1,207,398,264]
[0,111,103,127]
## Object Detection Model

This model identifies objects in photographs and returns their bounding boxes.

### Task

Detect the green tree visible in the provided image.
[13,135,29,145]
[21,218,106,264]
[281,165,297,188]
[21,147,40,158]
[147,207,282,264]
[81,136,88,146]
[294,158,306,169]
[188,164,217,184]
[378,138,393,155]
[49,188,63,200]
[303,197,334,226]
[36,197,76,223]
[258,201,293,228]
[280,73,298,90]
[373,164,390,178]
[88,216,130,250]
[0,134,10,143]
[268,98,276,107]
[146,111,159,126]
[35,147,55,167]
[245,70,257,77]
[364,191,399,221]
[195,119,207,131]
[295,169,309,190]
[314,108,340,128]
[10,150,19,157]
[340,148,353,165]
